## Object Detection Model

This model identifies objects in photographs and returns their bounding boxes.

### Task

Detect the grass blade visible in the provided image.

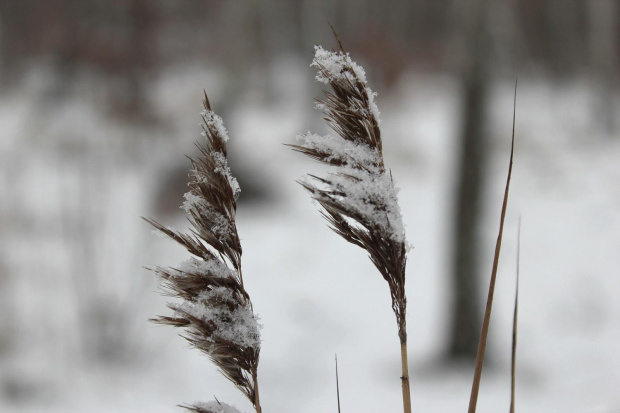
[510,216,521,413]
[468,80,517,413]
[335,354,341,413]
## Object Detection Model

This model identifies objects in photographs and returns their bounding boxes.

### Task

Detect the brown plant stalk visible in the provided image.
[510,216,521,413]
[290,34,411,413]
[468,80,517,413]
[145,94,262,413]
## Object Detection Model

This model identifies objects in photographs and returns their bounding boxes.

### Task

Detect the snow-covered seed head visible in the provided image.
[291,39,409,340]
[145,95,261,409]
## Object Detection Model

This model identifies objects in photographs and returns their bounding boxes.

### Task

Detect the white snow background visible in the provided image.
[1,59,619,413]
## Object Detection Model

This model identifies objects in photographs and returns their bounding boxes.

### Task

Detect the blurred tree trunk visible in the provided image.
[588,0,617,135]
[548,0,588,76]
[447,0,491,360]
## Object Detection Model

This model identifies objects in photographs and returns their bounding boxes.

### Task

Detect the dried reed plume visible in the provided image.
[290,35,411,413]
[145,94,262,413]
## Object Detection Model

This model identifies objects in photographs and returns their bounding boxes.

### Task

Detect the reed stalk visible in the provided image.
[291,32,411,413]
[468,80,517,413]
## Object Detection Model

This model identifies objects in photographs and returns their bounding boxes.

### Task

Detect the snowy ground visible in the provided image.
[1,61,619,413]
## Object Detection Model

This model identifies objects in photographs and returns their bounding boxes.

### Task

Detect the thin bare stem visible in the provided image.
[468,80,517,413]
[335,354,341,413]
[510,216,521,413]
[400,339,412,413]
[253,369,261,413]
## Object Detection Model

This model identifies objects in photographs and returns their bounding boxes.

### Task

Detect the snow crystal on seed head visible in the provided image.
[210,209,233,241]
[201,109,229,142]
[181,191,203,212]
[297,132,382,171]
[192,401,243,413]
[311,47,381,124]
[181,191,233,241]
[312,46,367,85]
[173,287,262,349]
[177,257,233,279]
[308,167,406,244]
[365,87,381,124]
[212,151,241,199]
[212,151,228,174]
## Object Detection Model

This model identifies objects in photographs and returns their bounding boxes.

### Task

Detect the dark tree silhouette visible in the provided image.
[448,0,491,360]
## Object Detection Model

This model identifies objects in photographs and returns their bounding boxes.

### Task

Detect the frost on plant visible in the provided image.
[172,287,262,350]
[183,400,243,413]
[145,95,262,412]
[295,132,405,243]
[291,42,409,342]
[312,45,381,123]
[291,37,412,413]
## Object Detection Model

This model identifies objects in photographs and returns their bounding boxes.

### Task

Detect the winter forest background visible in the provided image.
[1,1,619,412]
